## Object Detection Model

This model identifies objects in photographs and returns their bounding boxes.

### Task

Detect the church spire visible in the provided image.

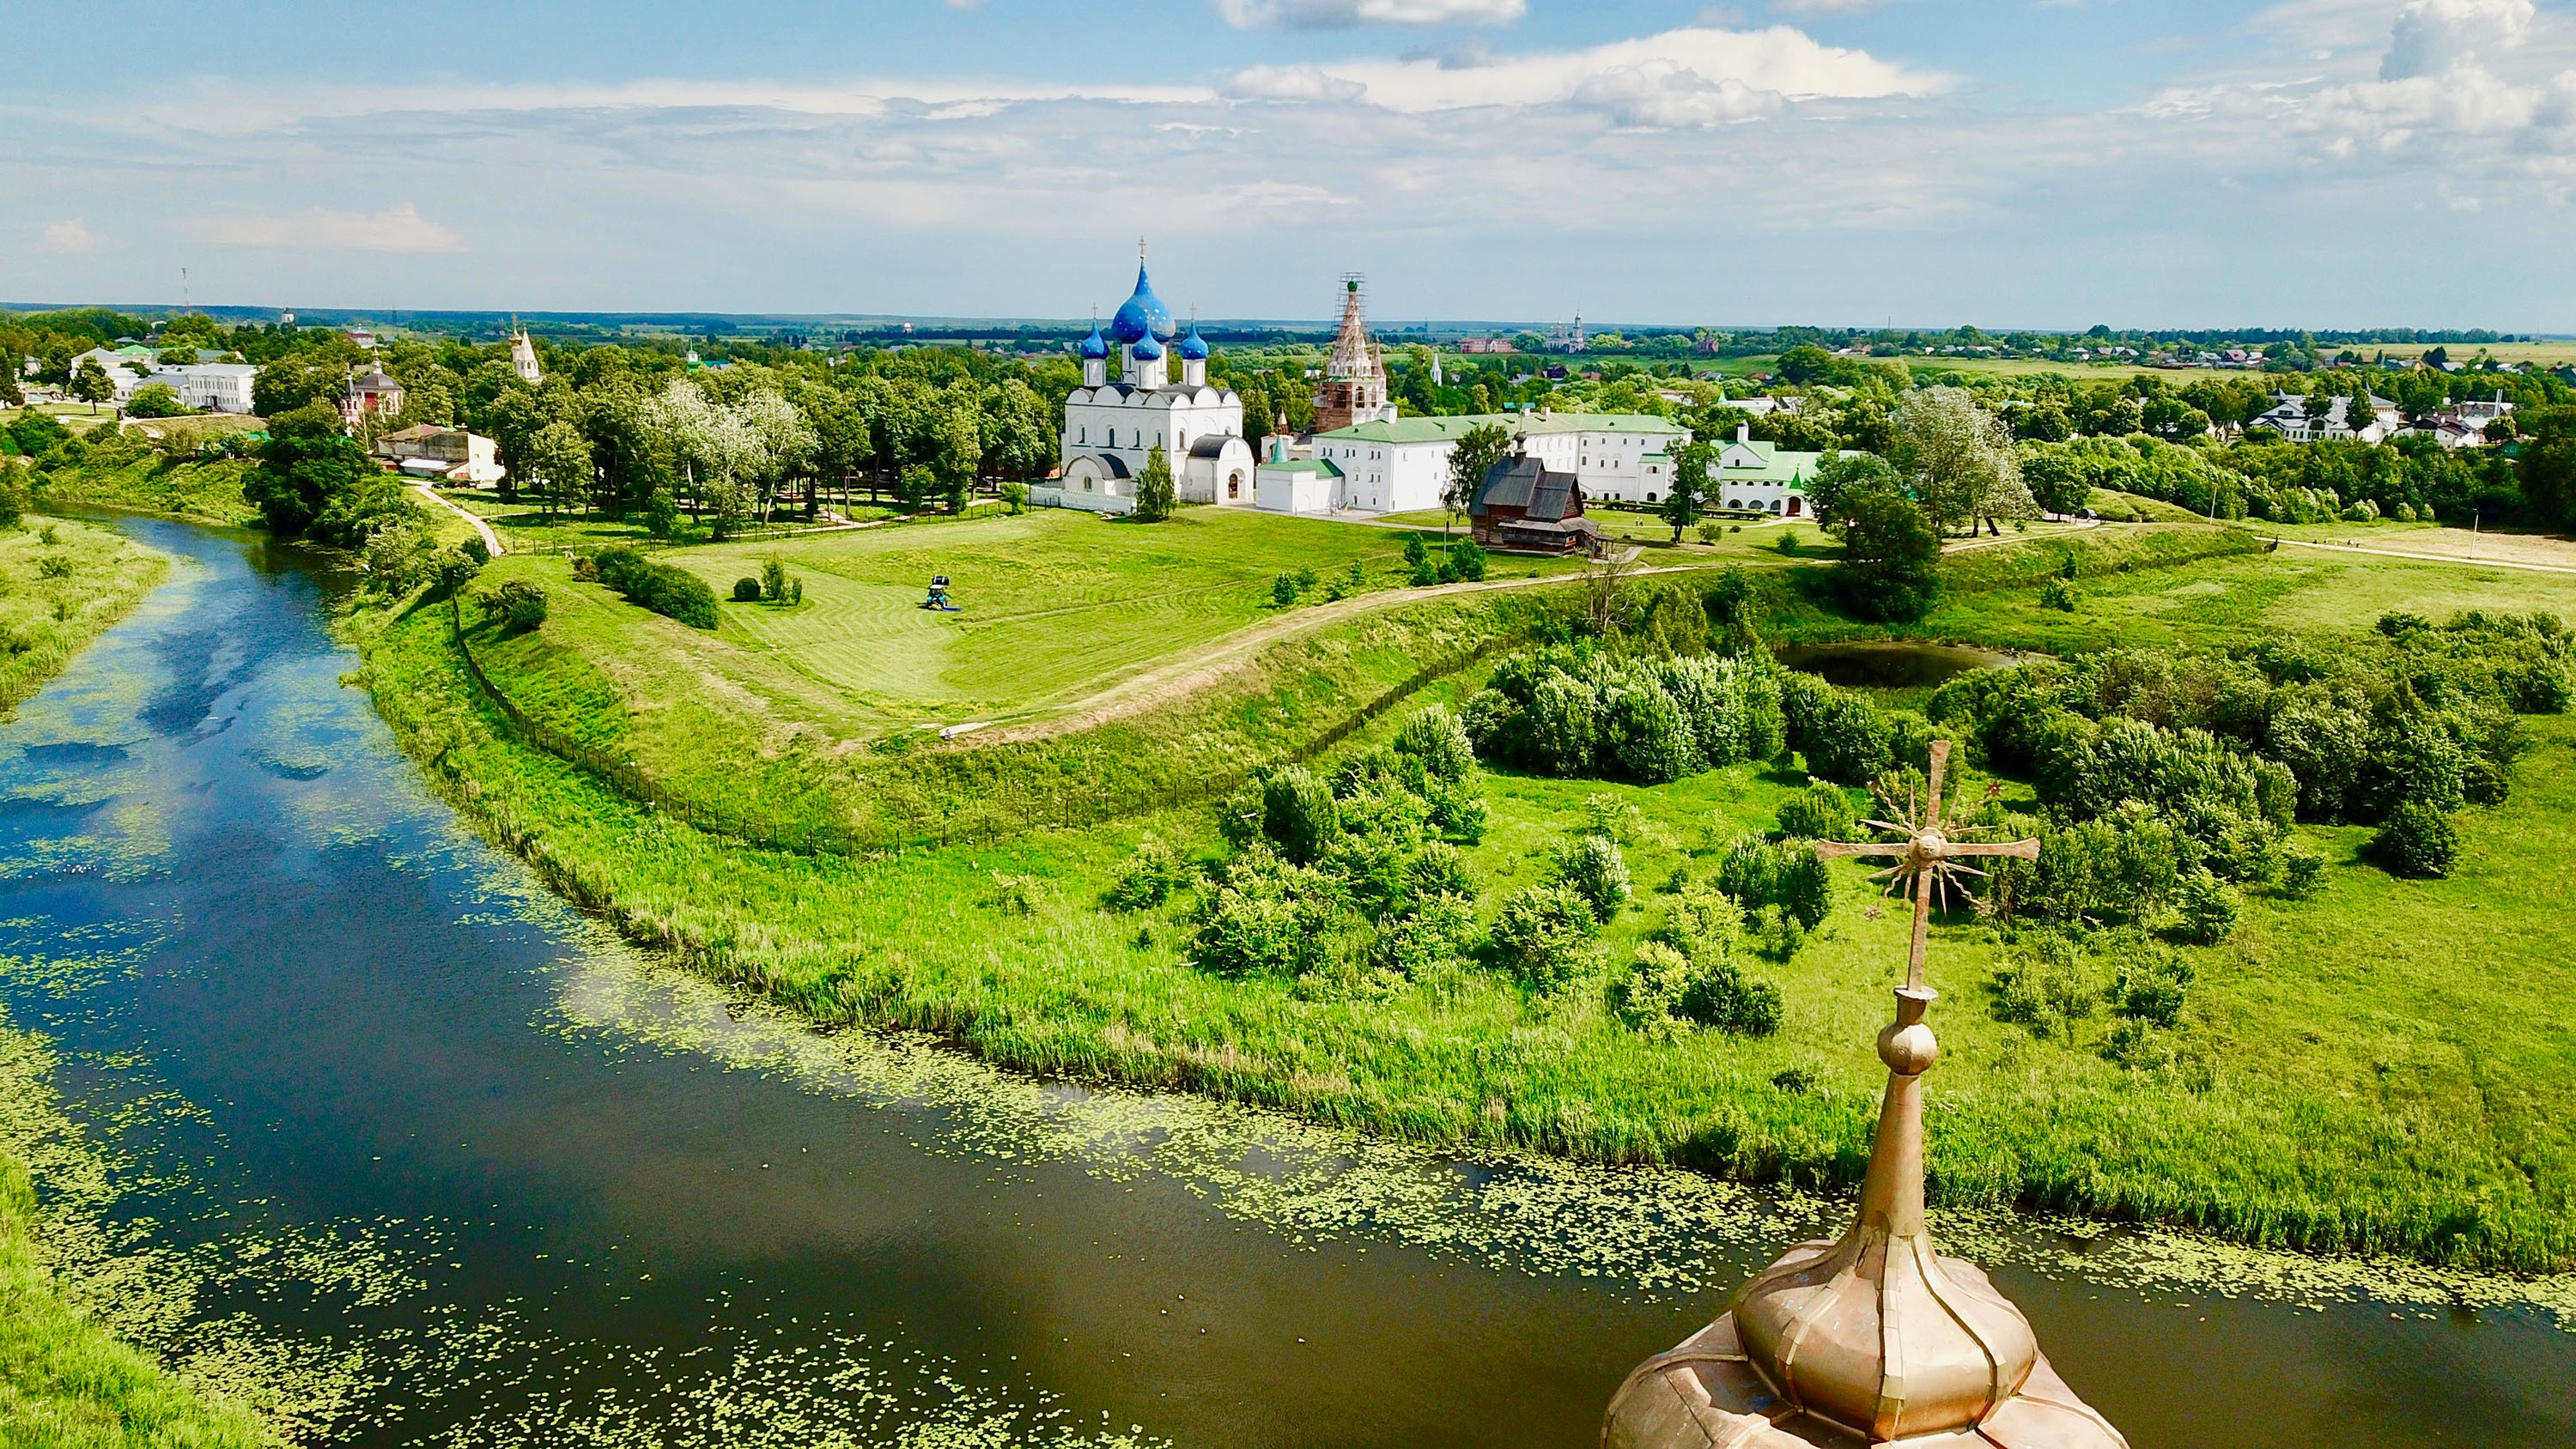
[1603,742,2129,1449]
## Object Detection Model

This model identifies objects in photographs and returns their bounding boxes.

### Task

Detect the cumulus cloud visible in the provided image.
[182,202,464,252]
[41,217,106,253]
[2382,0,2533,80]
[1214,0,1524,27]
[1224,24,1944,118]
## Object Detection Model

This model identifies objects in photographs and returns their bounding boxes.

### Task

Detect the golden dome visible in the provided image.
[1603,742,2129,1449]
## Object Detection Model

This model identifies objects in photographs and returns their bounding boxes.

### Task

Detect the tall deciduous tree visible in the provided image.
[1803,451,1901,531]
[1133,445,1176,522]
[1836,491,1941,622]
[1893,385,2031,536]
[1443,421,1514,538]
[70,358,114,414]
[1662,438,1710,543]
[525,420,593,520]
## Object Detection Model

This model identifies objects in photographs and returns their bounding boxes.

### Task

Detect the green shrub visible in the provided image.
[761,555,793,603]
[477,579,549,633]
[1188,849,1339,979]
[1258,766,1340,865]
[1775,782,1856,841]
[2168,869,2240,944]
[1448,541,1488,581]
[125,382,187,418]
[1995,932,2100,1043]
[36,555,71,580]
[2112,943,2195,1028]
[1393,706,1477,783]
[1713,835,1834,933]
[1582,793,1648,846]
[2279,840,2327,898]
[1550,834,1631,922]
[1488,883,1601,991]
[1107,833,1192,911]
[1368,894,1483,978]
[1619,887,1783,1036]
[732,578,763,602]
[2039,578,2080,612]
[1272,574,1299,608]
[593,546,720,629]
[2371,799,2458,879]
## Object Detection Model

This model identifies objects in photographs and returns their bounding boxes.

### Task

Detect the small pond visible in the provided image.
[1776,640,2019,691]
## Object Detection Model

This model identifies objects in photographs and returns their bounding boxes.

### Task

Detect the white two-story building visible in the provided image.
[1255,411,1690,516]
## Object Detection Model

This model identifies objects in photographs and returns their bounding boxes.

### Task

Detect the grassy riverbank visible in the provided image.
[23,458,261,531]
[0,518,172,722]
[356,527,2576,1272]
[0,512,261,1441]
[0,1011,269,1447]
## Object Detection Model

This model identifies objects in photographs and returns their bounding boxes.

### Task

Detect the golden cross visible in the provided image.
[1814,740,2038,994]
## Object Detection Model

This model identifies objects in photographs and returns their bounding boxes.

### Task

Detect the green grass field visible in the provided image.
[0,519,171,722]
[448,507,1625,839]
[353,496,2576,1269]
[361,568,2576,1269]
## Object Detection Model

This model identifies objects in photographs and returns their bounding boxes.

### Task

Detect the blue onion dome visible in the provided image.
[1078,319,1110,360]
[1109,264,1176,344]
[1132,333,1165,361]
[1176,321,1211,361]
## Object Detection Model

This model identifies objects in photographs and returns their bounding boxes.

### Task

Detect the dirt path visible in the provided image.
[1941,518,2102,554]
[2251,532,2576,577]
[975,561,1710,745]
[413,484,506,557]
[972,521,2157,747]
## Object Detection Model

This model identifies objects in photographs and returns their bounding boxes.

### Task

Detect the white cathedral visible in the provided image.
[1044,250,1257,513]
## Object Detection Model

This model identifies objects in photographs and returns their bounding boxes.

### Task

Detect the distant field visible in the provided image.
[2372,342,2576,368]
[2247,518,2576,571]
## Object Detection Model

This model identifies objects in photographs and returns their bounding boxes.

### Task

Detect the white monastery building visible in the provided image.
[1036,255,1811,523]
[1039,250,1256,515]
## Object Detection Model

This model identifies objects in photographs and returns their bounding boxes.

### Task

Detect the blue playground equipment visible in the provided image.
[921,574,963,613]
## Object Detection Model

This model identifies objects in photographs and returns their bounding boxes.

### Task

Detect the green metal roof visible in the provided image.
[1713,439,1822,484]
[1261,458,1345,477]
[1315,410,1686,445]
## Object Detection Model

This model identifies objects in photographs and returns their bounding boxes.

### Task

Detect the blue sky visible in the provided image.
[9,1,2576,329]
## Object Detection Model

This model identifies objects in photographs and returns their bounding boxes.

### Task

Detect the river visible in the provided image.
[3,517,2570,1448]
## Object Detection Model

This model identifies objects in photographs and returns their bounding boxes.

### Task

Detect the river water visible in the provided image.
[3,517,2570,1448]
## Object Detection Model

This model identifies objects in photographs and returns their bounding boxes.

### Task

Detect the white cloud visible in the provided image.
[41,216,106,253]
[1774,0,1896,14]
[2383,0,2533,80]
[182,203,465,253]
[1215,0,1524,27]
[1224,24,1945,118]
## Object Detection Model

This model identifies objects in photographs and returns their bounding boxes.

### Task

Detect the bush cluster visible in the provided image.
[1613,883,1782,1039]
[586,545,720,629]
[1936,615,2564,894]
[1462,644,1784,785]
[1401,532,1488,586]
[1180,706,1492,992]
[474,579,550,633]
